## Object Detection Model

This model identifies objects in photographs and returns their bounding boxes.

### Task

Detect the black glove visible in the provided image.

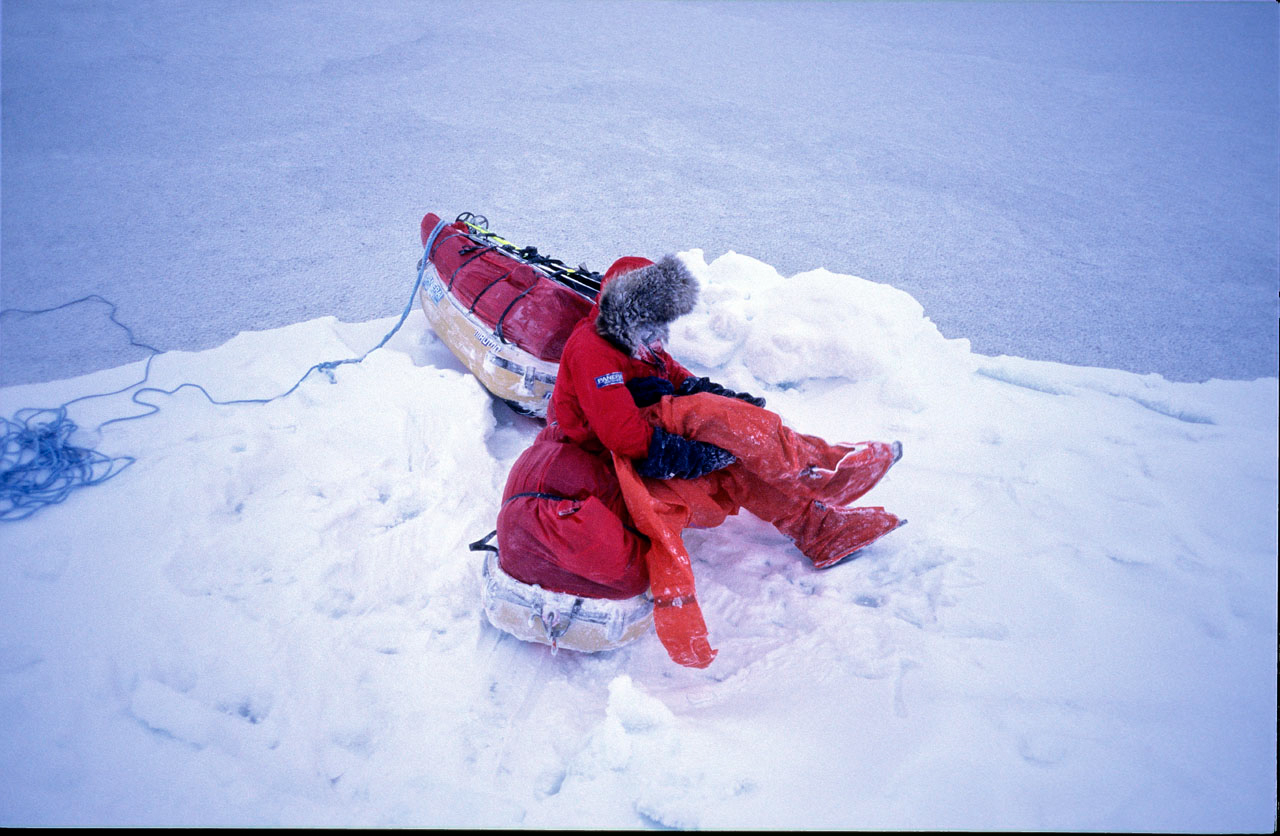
[676,376,766,408]
[635,427,736,480]
[625,375,675,408]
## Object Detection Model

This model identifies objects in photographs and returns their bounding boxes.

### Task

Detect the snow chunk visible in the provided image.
[672,250,969,390]
[606,674,675,733]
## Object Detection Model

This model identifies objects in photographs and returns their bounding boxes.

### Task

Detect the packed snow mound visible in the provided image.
[0,254,1275,830]
[674,250,969,395]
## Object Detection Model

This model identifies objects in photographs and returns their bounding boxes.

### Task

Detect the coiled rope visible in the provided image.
[0,219,446,522]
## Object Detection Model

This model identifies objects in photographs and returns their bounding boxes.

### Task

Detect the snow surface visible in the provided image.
[2,0,1278,386]
[0,250,1275,829]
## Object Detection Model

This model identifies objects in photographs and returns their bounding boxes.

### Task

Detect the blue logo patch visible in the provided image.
[594,372,625,388]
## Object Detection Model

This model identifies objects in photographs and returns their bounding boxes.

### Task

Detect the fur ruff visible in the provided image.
[595,255,699,354]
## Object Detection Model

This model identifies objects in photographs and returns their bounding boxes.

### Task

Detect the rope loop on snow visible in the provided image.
[0,407,136,521]
[0,217,451,522]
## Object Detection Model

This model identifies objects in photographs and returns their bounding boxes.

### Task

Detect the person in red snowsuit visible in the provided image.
[497,255,904,611]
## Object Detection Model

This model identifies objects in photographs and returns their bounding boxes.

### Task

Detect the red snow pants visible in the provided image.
[615,393,902,668]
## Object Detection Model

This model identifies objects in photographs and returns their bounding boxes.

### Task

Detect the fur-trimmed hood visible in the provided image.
[595,255,699,355]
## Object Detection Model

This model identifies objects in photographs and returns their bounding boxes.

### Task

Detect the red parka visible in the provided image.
[550,315,695,458]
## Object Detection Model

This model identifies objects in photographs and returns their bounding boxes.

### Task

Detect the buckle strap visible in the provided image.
[503,490,569,506]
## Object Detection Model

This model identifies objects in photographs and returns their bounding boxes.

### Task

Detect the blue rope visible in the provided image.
[0,218,448,522]
[0,295,161,522]
[0,407,137,521]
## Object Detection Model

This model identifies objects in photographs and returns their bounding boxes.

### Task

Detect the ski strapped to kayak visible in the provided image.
[450,212,604,302]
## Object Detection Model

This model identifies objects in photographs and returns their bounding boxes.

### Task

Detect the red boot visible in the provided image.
[801,440,901,506]
[773,500,905,569]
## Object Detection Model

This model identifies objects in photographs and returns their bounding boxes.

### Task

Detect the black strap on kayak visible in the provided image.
[513,245,603,290]
[493,284,537,344]
[447,244,499,291]
[428,228,466,262]
[509,245,601,299]
[467,269,514,315]
[417,229,469,278]
[468,530,499,554]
